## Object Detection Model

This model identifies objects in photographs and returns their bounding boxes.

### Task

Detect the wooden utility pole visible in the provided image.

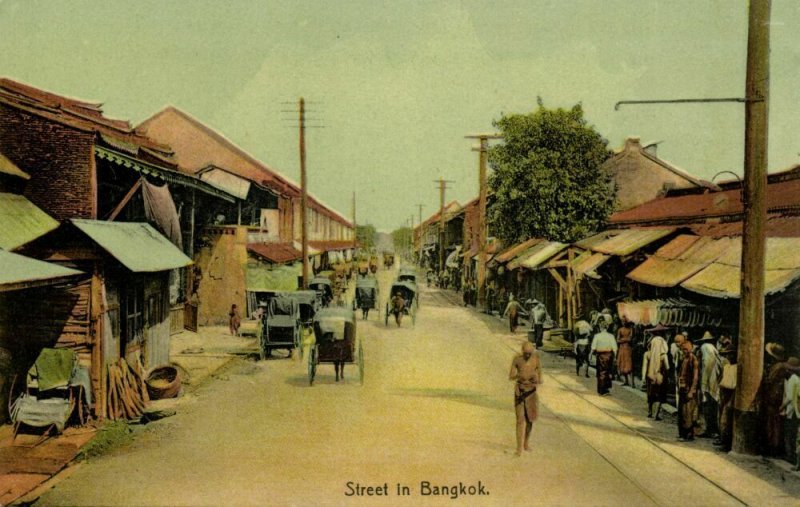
[466,133,501,310]
[299,97,309,289]
[434,178,454,273]
[352,191,357,250]
[734,0,770,455]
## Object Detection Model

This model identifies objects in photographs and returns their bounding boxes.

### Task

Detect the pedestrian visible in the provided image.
[642,334,669,420]
[529,299,547,347]
[390,291,406,327]
[573,316,593,378]
[590,320,617,396]
[677,340,699,441]
[228,304,241,336]
[763,342,789,456]
[780,357,800,464]
[698,331,722,438]
[509,342,541,456]
[503,294,526,333]
[616,319,634,387]
[714,336,737,452]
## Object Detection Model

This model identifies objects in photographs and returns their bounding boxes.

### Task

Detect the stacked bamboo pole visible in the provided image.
[105,357,150,420]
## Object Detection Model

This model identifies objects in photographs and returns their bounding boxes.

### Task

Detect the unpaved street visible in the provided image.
[37,270,796,506]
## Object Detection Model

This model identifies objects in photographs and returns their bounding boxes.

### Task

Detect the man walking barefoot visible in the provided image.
[509,342,541,456]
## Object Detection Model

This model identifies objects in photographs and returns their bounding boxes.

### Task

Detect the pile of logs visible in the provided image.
[106,357,150,420]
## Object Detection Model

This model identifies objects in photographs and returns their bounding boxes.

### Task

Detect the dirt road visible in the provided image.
[36,268,798,506]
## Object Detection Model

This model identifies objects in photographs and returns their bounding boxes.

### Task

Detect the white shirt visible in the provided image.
[591,331,618,354]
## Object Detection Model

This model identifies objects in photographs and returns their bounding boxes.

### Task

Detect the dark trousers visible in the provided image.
[702,396,719,436]
[678,390,696,439]
[785,417,799,463]
[533,324,544,347]
[575,344,590,374]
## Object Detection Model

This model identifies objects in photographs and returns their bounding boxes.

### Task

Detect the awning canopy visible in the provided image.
[246,262,300,292]
[0,250,83,292]
[626,235,735,288]
[0,152,30,180]
[445,246,462,268]
[572,251,611,279]
[580,227,675,256]
[0,193,59,250]
[71,219,193,272]
[681,237,800,298]
[494,238,541,264]
[510,241,568,270]
[248,242,302,264]
[197,166,251,200]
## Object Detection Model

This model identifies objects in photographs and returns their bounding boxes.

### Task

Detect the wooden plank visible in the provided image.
[548,268,566,288]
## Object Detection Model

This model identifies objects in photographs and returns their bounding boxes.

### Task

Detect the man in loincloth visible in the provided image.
[591,320,617,396]
[509,342,542,456]
[503,294,527,333]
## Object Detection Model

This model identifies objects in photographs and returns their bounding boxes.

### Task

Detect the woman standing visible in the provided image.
[617,320,634,387]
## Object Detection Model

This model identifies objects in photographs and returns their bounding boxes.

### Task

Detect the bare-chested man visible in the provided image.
[509,342,542,456]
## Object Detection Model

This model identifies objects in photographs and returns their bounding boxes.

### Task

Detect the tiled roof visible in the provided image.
[689,215,800,238]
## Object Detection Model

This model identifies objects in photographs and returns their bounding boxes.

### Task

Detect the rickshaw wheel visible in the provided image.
[384,304,389,326]
[358,341,364,385]
[412,310,416,325]
[308,346,317,385]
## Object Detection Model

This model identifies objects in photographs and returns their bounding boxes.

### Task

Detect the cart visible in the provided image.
[260,295,301,359]
[385,280,417,327]
[308,308,363,385]
[353,276,379,320]
[283,290,321,325]
[309,276,334,307]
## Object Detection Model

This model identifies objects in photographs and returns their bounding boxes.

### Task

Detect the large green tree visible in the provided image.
[391,226,412,255]
[488,102,613,244]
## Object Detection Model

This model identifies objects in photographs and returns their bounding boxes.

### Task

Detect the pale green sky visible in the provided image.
[1,1,798,231]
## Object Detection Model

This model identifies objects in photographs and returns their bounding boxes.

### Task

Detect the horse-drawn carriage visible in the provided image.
[369,254,379,274]
[397,267,417,285]
[284,289,321,325]
[308,308,364,385]
[353,276,379,320]
[259,294,301,359]
[309,276,334,307]
[385,280,417,326]
[357,257,370,277]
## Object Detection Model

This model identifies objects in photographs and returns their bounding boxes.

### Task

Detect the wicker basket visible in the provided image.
[146,365,181,400]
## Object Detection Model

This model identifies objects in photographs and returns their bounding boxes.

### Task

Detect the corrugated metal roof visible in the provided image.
[246,262,300,292]
[247,242,302,264]
[0,152,30,180]
[494,238,542,264]
[627,236,737,288]
[589,228,675,256]
[0,250,83,292]
[198,166,251,200]
[0,193,59,250]
[71,219,192,272]
[690,215,800,238]
[517,242,568,270]
[308,240,355,252]
[681,237,800,298]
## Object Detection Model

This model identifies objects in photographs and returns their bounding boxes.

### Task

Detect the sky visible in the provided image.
[1,1,799,231]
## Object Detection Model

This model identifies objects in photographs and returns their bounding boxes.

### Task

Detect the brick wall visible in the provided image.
[0,103,95,219]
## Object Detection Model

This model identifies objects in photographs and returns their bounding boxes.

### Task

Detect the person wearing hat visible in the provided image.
[528,299,548,347]
[762,342,791,456]
[509,342,542,456]
[573,315,593,378]
[698,331,722,438]
[502,294,527,334]
[677,339,699,441]
[714,336,736,451]
[780,357,800,464]
[591,319,618,396]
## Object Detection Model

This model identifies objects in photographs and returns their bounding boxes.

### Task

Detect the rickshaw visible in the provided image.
[260,294,301,359]
[398,267,417,285]
[385,280,417,326]
[308,308,363,385]
[369,254,379,274]
[284,290,321,325]
[309,276,334,307]
[357,258,370,276]
[353,276,379,320]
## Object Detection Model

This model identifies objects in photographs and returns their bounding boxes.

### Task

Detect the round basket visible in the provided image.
[146,365,181,400]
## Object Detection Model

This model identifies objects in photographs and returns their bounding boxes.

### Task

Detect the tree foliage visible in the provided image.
[356,224,377,250]
[488,102,614,244]
[391,227,412,254]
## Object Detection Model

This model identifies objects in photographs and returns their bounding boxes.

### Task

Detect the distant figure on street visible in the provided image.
[616,319,634,387]
[509,342,541,456]
[228,304,241,336]
[390,292,406,327]
[642,335,669,420]
[714,337,736,452]
[698,332,722,438]
[573,317,593,378]
[590,320,617,396]
[528,299,548,347]
[678,340,699,441]
[503,294,526,333]
[780,357,800,465]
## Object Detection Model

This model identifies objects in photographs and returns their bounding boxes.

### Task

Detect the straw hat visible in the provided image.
[766,342,786,361]
[697,330,715,343]
[787,357,800,368]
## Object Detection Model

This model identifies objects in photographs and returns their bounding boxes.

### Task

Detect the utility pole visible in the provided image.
[352,191,357,251]
[734,0,770,455]
[434,178,455,273]
[299,97,309,289]
[466,133,501,310]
